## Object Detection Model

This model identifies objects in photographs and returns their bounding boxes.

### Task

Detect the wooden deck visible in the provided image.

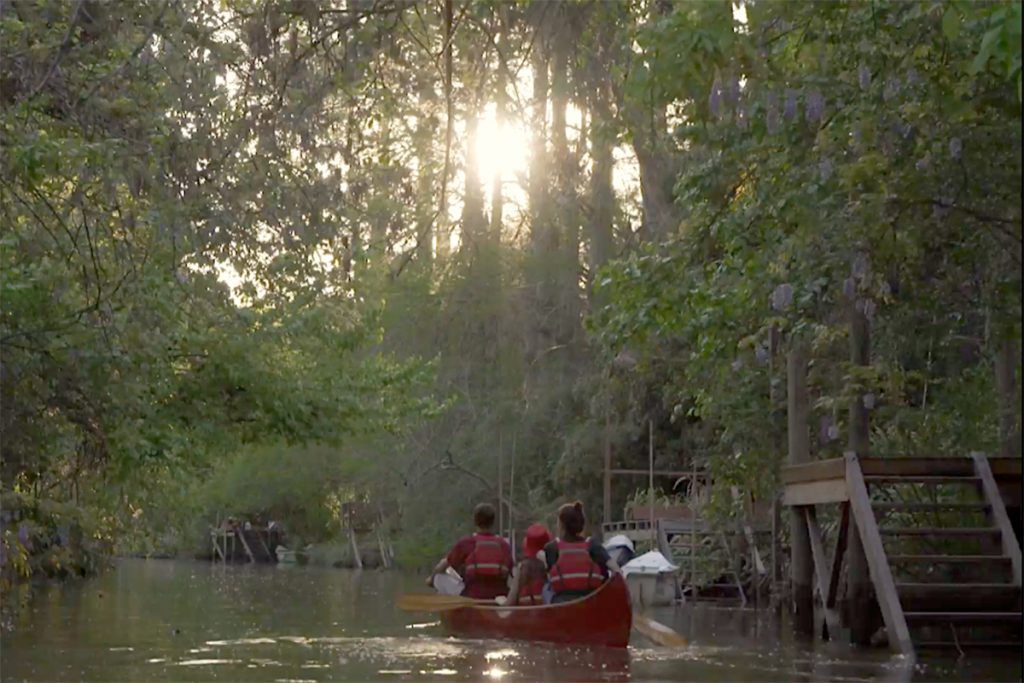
[782,454,1022,656]
[782,456,1023,507]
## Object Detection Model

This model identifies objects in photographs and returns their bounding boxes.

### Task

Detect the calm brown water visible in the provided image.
[0,559,1019,681]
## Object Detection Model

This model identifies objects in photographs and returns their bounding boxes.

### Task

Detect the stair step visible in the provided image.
[865,476,980,485]
[872,502,989,511]
[879,527,999,537]
[916,641,1023,649]
[897,583,1021,612]
[905,611,1023,624]
[888,554,1010,565]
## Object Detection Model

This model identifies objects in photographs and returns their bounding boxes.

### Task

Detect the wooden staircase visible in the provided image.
[846,453,1023,653]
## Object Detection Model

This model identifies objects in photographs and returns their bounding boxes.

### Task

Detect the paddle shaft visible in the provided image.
[397,593,494,613]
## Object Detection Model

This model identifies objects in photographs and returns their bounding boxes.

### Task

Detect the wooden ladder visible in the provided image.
[845,452,1022,654]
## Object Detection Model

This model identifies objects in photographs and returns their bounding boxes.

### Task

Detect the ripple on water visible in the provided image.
[204,637,278,646]
[174,658,242,666]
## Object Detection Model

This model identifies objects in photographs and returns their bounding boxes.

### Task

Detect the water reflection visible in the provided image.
[0,559,1019,682]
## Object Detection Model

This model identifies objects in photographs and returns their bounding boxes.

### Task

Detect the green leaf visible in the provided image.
[941,8,960,41]
[969,27,1000,74]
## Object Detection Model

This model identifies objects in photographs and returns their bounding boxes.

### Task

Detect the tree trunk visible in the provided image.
[787,344,814,637]
[588,88,614,294]
[846,287,874,646]
[996,339,1021,458]
[462,111,486,245]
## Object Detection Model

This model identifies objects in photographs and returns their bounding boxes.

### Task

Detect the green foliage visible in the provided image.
[593,0,1021,508]
[1,0,1019,572]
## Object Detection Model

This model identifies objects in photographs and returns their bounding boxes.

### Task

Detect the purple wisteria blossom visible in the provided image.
[883,76,900,101]
[852,253,870,280]
[805,90,825,123]
[858,64,872,91]
[727,74,741,106]
[843,277,856,299]
[784,88,799,120]
[949,137,963,160]
[766,93,781,134]
[820,416,835,443]
[755,344,770,365]
[771,283,794,311]
[857,299,877,321]
[709,77,723,118]
[818,158,833,182]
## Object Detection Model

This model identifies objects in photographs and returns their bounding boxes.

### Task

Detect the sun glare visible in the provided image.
[475,103,529,193]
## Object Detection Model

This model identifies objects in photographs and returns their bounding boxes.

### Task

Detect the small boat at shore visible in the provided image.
[439,574,633,648]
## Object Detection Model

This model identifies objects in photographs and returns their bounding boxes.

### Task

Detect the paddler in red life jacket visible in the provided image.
[544,501,619,604]
[426,503,513,600]
[503,523,551,606]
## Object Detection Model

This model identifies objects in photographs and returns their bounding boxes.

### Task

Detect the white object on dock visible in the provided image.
[621,551,678,607]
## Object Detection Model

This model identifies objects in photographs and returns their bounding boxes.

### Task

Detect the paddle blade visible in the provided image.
[396,593,479,613]
[633,614,688,648]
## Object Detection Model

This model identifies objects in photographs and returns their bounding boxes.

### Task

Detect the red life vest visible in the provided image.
[463,534,510,581]
[548,538,605,593]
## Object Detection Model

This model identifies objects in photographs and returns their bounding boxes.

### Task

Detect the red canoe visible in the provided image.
[439,574,633,648]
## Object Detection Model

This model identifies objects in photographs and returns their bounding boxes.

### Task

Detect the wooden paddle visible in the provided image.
[632,613,689,648]
[396,593,493,613]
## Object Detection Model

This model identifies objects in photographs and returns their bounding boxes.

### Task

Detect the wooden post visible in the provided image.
[648,419,655,546]
[771,495,781,613]
[787,344,814,636]
[972,452,1022,585]
[805,507,841,639]
[346,507,363,570]
[845,453,914,656]
[995,339,1021,458]
[847,295,873,645]
[603,412,612,525]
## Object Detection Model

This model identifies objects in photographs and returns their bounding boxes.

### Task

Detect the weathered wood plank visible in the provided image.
[845,453,914,656]
[856,457,1022,478]
[865,475,980,485]
[879,527,1001,537]
[780,459,846,485]
[888,554,1009,564]
[609,469,705,477]
[782,479,848,506]
[904,611,1022,624]
[896,583,1022,612]
[972,452,1023,586]
[348,526,363,570]
[826,503,849,610]
[871,502,989,511]
[237,529,256,564]
[805,506,841,639]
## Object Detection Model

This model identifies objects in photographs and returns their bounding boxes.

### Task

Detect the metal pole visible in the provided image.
[498,433,504,535]
[510,433,516,560]
[603,411,612,525]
